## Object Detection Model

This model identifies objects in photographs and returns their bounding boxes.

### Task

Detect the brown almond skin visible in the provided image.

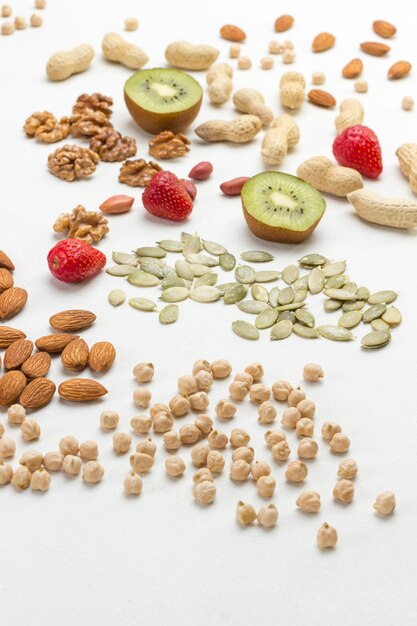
[0,326,26,348]
[35,334,79,353]
[21,352,52,378]
[0,268,14,293]
[360,42,390,56]
[99,195,134,214]
[220,24,246,42]
[373,20,396,39]
[308,89,336,108]
[58,378,108,402]
[61,338,89,371]
[388,61,411,79]
[0,370,27,405]
[88,341,116,372]
[49,310,96,332]
[312,32,335,52]
[20,378,56,409]
[4,339,34,369]
[342,58,363,78]
[274,15,294,33]
[0,287,28,320]
[0,251,15,271]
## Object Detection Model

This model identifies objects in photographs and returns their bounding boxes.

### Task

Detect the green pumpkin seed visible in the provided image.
[277,311,296,323]
[255,308,279,329]
[194,273,217,288]
[356,286,370,301]
[183,234,202,255]
[276,302,306,312]
[362,304,387,323]
[278,286,295,305]
[108,289,126,306]
[219,253,236,272]
[298,253,327,268]
[190,286,221,303]
[224,284,248,304]
[175,260,194,281]
[235,265,256,284]
[308,267,325,294]
[251,284,269,303]
[317,325,354,341]
[268,287,280,307]
[270,319,293,340]
[381,306,402,326]
[161,276,188,290]
[371,318,389,331]
[128,297,158,312]
[368,290,398,305]
[361,330,391,349]
[128,271,160,287]
[112,252,138,266]
[240,250,274,263]
[180,231,193,244]
[293,323,319,339]
[232,320,260,340]
[185,253,218,267]
[294,275,309,290]
[157,239,184,253]
[294,289,307,303]
[324,299,343,312]
[203,240,227,256]
[135,246,166,259]
[161,266,177,279]
[341,282,358,295]
[237,300,270,314]
[324,289,357,301]
[217,282,240,295]
[325,274,348,289]
[139,259,165,278]
[342,300,365,312]
[322,261,346,277]
[137,256,166,268]
[282,265,300,284]
[159,304,179,324]
[106,264,138,277]
[338,310,363,328]
[295,308,315,327]
[160,287,190,302]
[188,263,214,277]
[254,271,280,283]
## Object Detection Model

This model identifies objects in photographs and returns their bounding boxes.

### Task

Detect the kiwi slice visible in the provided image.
[124,68,203,134]
[241,172,326,243]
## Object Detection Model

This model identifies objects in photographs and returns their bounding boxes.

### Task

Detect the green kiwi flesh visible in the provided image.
[124,68,203,134]
[241,172,326,243]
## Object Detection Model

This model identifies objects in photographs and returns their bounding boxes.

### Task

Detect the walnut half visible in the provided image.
[72,93,113,117]
[90,128,137,162]
[24,111,71,143]
[47,144,99,182]
[118,159,162,187]
[148,131,191,159]
[53,205,109,244]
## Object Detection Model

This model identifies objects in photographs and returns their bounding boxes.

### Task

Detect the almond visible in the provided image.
[20,377,56,409]
[49,309,96,332]
[312,32,335,52]
[35,333,79,353]
[274,15,294,32]
[220,24,246,42]
[360,41,390,56]
[0,370,26,405]
[0,287,28,320]
[388,61,411,79]
[58,378,108,402]
[307,89,336,108]
[0,250,15,271]
[61,338,89,370]
[88,341,116,372]
[21,352,52,378]
[99,195,134,215]
[4,339,34,370]
[0,268,14,293]
[373,20,396,39]
[0,326,26,348]
[342,58,363,79]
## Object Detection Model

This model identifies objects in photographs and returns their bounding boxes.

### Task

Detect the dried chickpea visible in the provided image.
[21,419,40,442]
[35,0,46,7]
[165,455,186,478]
[194,370,213,392]
[113,432,132,454]
[297,438,318,459]
[82,461,104,484]
[191,444,210,467]
[8,404,26,425]
[245,363,264,381]
[188,392,209,411]
[268,40,282,54]
[1,21,14,35]
[257,474,276,498]
[234,372,253,386]
[1,4,11,16]
[317,522,338,549]
[59,436,79,457]
[131,415,152,435]
[264,429,286,448]
[124,17,138,31]
[230,428,250,448]
[333,479,354,504]
[329,433,350,454]
[236,501,257,526]
[169,395,191,417]
[354,79,368,93]
[238,56,251,70]
[30,14,43,27]
[43,451,63,471]
[250,384,270,404]
[0,436,16,458]
[180,423,201,445]
[257,504,278,528]
[206,450,225,473]
[79,440,99,461]
[229,381,249,401]
[230,459,251,482]
[311,72,325,85]
[272,440,291,462]
[296,491,321,513]
[193,468,213,484]
[321,421,341,441]
[153,411,174,433]
[0,461,13,485]
[14,16,26,29]
[288,388,305,407]
[136,438,156,456]
[373,491,396,516]
[261,56,274,70]
[19,450,43,473]
[285,460,308,483]
[130,452,154,473]
[124,471,143,495]
[192,359,211,376]
[282,50,296,63]
[281,407,301,428]
[133,388,152,409]
[402,95,414,111]
[271,380,292,401]
[164,430,182,451]
[297,399,316,419]
[150,403,169,418]
[258,401,277,424]
[62,454,82,476]
[12,466,31,490]
[194,479,216,505]
[30,470,51,493]
[100,410,119,431]
[194,414,213,436]
[211,359,232,379]
[215,399,236,420]
[133,362,154,383]
[232,446,254,464]
[303,363,324,382]
[208,429,228,449]
[251,460,271,480]
[296,417,314,438]
[229,43,241,59]
[178,374,197,396]
[282,40,294,50]
[338,458,358,480]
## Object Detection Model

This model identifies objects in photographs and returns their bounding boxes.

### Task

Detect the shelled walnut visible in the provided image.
[148,131,190,159]
[118,159,162,187]
[53,205,109,243]
[23,111,71,143]
[72,93,113,117]
[90,129,137,162]
[70,110,112,138]
[47,144,99,181]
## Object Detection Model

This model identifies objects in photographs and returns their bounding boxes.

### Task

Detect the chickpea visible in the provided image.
[333,479,354,504]
[124,17,138,31]
[234,372,253,386]
[194,479,216,505]
[317,522,338,549]
[21,419,40,442]
[296,491,321,513]
[229,43,241,59]
[191,444,210,467]
[354,79,368,93]
[136,438,156,457]
[211,359,232,379]
[288,388,305,407]
[229,428,250,448]
[30,14,43,27]
[2,5,12,17]
[261,56,274,70]
[163,429,182,451]
[133,362,154,383]
[194,370,213,391]
[281,407,301,428]
[257,504,278,528]
[230,459,251,481]
[236,501,256,526]
[215,399,236,420]
[402,95,414,111]
[303,363,324,382]
[245,362,264,382]
[285,460,308,483]
[251,460,271,480]
[250,383,270,404]
[130,415,152,435]
[150,403,169,418]
[153,411,174,433]
[321,421,341,441]
[257,475,276,498]
[7,404,26,425]
[282,50,296,64]
[272,440,291,462]
[232,446,254,464]
[133,388,152,409]
[124,471,143,495]
[271,380,293,401]
[178,374,197,396]
[59,436,79,457]
[130,452,154,474]
[19,450,43,473]
[166,455,186,478]
[14,16,26,29]
[282,39,294,50]
[62,455,82,476]
[268,40,282,54]
[373,491,396,516]
[169,395,191,417]
[12,466,31,490]
[188,392,209,411]
[264,429,286,448]
[43,451,63,471]
[113,432,132,454]
[180,423,201,445]
[297,438,318,459]
[329,433,350,454]
[192,359,211,376]
[1,21,14,35]
[206,450,225,473]
[229,381,249,401]
[82,461,104,484]
[207,429,228,449]
[35,0,47,8]
[194,414,213,436]
[0,461,13,485]
[100,410,119,431]
[0,436,16,458]
[296,417,314,438]
[311,72,326,86]
[238,56,252,70]
[79,440,99,461]
[193,468,213,484]
[338,458,358,480]
[258,401,277,424]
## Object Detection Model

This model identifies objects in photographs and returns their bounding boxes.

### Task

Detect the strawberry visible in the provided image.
[47,239,106,283]
[332,125,383,179]
[142,171,193,221]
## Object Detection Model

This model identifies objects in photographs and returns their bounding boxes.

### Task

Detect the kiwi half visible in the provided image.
[124,68,203,134]
[241,172,326,243]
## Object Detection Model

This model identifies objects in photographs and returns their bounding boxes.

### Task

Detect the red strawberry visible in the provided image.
[142,171,193,221]
[47,239,106,283]
[332,125,383,179]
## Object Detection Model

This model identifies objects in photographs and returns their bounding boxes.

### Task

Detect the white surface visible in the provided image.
[1,0,417,624]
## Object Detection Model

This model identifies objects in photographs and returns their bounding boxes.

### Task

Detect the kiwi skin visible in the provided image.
[242,205,323,243]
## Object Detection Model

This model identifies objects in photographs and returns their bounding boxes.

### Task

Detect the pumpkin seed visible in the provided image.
[160,287,190,302]
[128,297,158,312]
[361,330,391,349]
[161,276,188,290]
[194,273,217,288]
[139,259,165,278]
[294,289,307,303]
[294,275,309,290]
[295,308,315,327]
[298,253,327,268]
[362,304,387,323]
[270,319,293,340]
[112,252,138,266]
[128,271,160,287]
[237,300,270,314]
[341,282,358,295]
[235,265,256,284]
[269,287,280,308]
[325,274,348,289]
[157,239,184,253]
[188,263,214,277]
[161,266,177,279]
[137,256,166,267]
[254,271,280,283]
[322,261,346,277]
[308,267,325,294]
[224,284,248,304]
[106,264,137,277]
[203,240,227,256]
[277,311,296,323]
[381,306,402,326]
[317,325,354,341]
[323,289,357,301]
[159,304,179,324]
[175,260,194,281]
[183,234,201,256]
[232,320,260,340]
[180,231,193,243]
[342,300,365,312]
[293,323,319,339]
[338,310,363,328]
[219,253,236,272]
[278,286,295,305]
[217,282,240,296]
[240,250,274,263]
[324,299,343,312]
[371,318,389,331]
[368,290,398,305]
[356,286,370,301]
[255,308,279,329]
[108,289,126,307]
[251,284,269,303]
[135,246,166,259]
[185,253,218,267]
[281,264,299,284]
[276,302,306,312]
[190,286,221,303]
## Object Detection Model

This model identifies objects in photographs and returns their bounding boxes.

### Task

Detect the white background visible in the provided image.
[1,0,417,624]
